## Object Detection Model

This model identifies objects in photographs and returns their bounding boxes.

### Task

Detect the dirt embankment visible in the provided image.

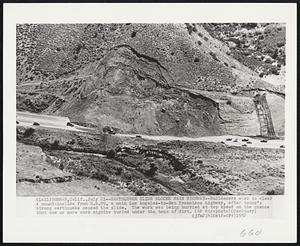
[17,142,133,196]
[17,126,284,196]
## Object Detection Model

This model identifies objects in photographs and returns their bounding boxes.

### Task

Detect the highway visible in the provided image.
[16,111,84,132]
[16,111,284,149]
[116,133,284,149]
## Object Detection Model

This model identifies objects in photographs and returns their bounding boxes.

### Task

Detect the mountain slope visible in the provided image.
[16,23,285,137]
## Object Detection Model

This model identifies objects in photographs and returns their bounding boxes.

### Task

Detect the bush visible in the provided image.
[138,162,158,177]
[52,140,59,149]
[209,51,219,61]
[115,167,123,175]
[106,149,116,158]
[67,139,75,145]
[131,31,137,38]
[92,171,109,182]
[135,189,147,196]
[23,127,35,137]
[185,23,193,35]
[277,41,285,47]
[269,66,279,75]
[147,163,158,177]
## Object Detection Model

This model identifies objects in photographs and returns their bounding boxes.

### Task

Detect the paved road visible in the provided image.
[116,134,284,149]
[16,112,284,149]
[16,111,84,132]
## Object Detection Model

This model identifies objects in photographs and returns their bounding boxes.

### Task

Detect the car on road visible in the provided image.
[16,121,19,124]
[242,138,249,142]
[33,122,40,126]
[67,122,74,127]
[260,139,268,143]
[136,135,142,138]
[103,126,116,134]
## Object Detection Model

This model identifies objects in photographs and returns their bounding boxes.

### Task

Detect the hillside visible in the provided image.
[203,23,286,80]
[16,23,285,137]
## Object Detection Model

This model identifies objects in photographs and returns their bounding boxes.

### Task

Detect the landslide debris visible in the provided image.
[16,23,285,137]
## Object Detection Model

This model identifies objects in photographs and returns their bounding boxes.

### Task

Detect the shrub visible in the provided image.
[131,31,137,38]
[185,23,193,35]
[122,171,132,181]
[135,189,146,196]
[269,67,279,75]
[147,163,158,177]
[52,140,59,149]
[266,190,275,195]
[92,171,109,182]
[138,162,158,177]
[106,149,116,158]
[115,167,123,175]
[23,127,35,137]
[277,41,285,47]
[209,51,219,61]
[67,139,75,145]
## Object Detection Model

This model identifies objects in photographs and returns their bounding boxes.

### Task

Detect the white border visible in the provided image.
[3,3,297,243]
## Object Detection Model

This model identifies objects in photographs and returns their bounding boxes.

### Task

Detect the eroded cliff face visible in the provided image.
[18,44,222,137]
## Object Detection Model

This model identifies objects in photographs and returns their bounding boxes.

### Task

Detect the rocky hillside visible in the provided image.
[16,23,285,137]
[203,23,286,79]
